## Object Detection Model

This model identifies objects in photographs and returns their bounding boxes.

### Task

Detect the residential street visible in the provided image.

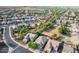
[2,25,32,53]
[0,17,40,53]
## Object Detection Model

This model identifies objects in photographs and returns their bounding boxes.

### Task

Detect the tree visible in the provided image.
[13,25,30,39]
[35,15,57,32]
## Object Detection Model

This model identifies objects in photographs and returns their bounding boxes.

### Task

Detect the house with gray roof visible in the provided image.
[35,36,49,51]
[23,33,38,43]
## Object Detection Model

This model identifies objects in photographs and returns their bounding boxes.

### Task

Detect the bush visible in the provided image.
[13,25,30,37]
[35,32,43,36]
[58,25,71,36]
[28,41,38,49]
[52,34,61,40]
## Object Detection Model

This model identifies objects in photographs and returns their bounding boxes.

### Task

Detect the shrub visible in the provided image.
[57,25,71,36]
[13,25,30,37]
[28,41,38,49]
[35,32,43,36]
[52,33,61,40]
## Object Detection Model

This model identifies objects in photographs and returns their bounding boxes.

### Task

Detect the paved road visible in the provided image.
[11,46,32,53]
[3,25,18,48]
[2,25,32,53]
[0,42,9,53]
[0,19,40,53]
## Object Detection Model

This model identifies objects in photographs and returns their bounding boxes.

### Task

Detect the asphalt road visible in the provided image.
[0,42,9,53]
[11,46,32,53]
[2,24,32,53]
[3,25,18,48]
[0,19,41,53]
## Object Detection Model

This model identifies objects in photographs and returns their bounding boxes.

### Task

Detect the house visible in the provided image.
[62,44,74,53]
[35,36,49,50]
[56,19,73,26]
[56,19,61,25]
[44,40,60,53]
[23,33,38,43]
[30,24,36,28]
[56,19,67,25]
[44,41,53,53]
[12,25,17,29]
[27,9,46,16]
[44,39,74,53]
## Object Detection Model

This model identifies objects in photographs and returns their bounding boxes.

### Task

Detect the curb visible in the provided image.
[9,26,36,53]
[2,27,13,53]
